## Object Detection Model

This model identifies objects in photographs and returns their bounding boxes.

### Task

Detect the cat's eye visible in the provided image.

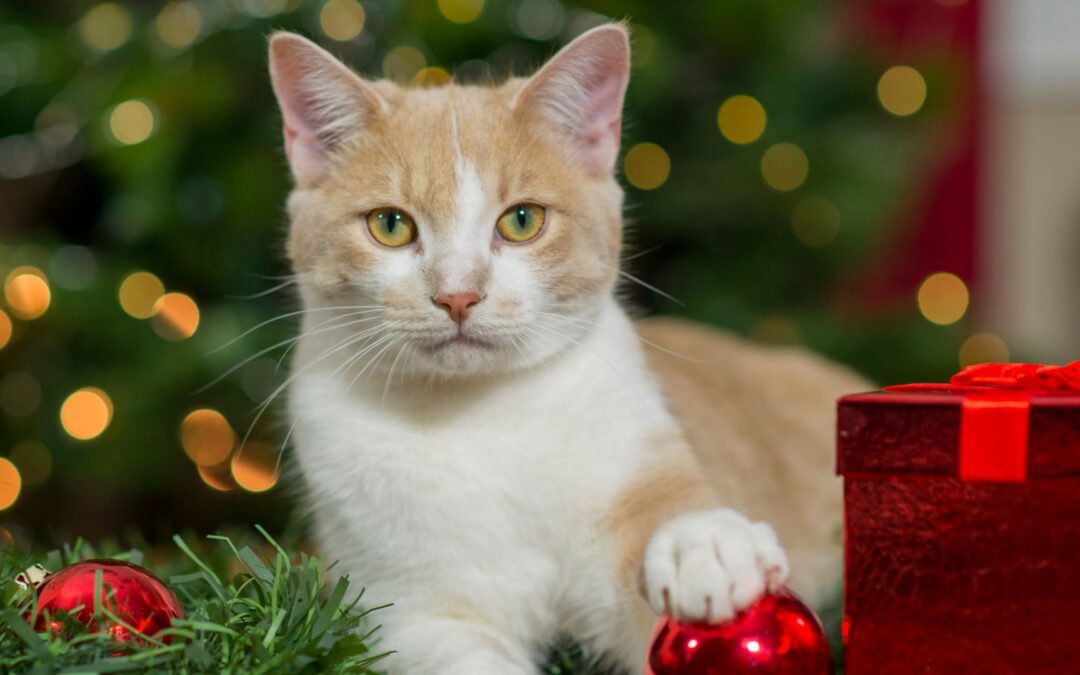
[496,203,546,243]
[367,208,417,248]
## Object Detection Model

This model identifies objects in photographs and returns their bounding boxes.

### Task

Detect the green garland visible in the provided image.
[0,528,619,674]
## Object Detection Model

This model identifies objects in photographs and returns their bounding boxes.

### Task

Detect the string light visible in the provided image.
[917,272,969,325]
[60,388,113,441]
[438,0,484,24]
[624,142,671,190]
[78,3,133,52]
[319,0,366,42]
[231,441,280,492]
[118,271,165,319]
[411,67,451,87]
[151,292,200,340]
[717,95,767,145]
[4,267,51,320]
[108,100,157,146]
[761,142,808,192]
[382,46,426,82]
[180,409,235,466]
[0,458,21,511]
[0,309,11,350]
[155,2,203,50]
[959,333,1009,367]
[197,464,236,491]
[9,440,51,487]
[878,66,927,117]
[791,196,840,247]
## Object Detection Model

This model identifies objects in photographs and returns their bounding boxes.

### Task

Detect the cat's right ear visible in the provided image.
[268,33,386,186]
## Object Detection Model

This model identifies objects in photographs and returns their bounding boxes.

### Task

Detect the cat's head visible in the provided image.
[269,25,630,379]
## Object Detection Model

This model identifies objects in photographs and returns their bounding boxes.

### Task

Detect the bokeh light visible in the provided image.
[411,67,451,88]
[624,142,671,190]
[717,95,767,145]
[319,0,366,42]
[917,272,969,325]
[60,387,113,441]
[5,267,51,320]
[438,0,484,24]
[151,292,200,340]
[180,409,236,466]
[0,458,21,511]
[878,66,927,117]
[0,309,11,350]
[78,3,133,52]
[959,333,1009,367]
[383,46,427,82]
[156,2,203,50]
[10,440,52,487]
[197,463,236,492]
[108,100,156,146]
[118,271,165,319]
[791,196,841,247]
[513,0,565,41]
[231,441,280,493]
[761,142,809,192]
[0,372,41,418]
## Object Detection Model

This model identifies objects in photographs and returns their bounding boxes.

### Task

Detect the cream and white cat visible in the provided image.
[269,24,866,674]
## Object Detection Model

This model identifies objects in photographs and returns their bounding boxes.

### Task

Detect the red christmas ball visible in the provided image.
[32,559,185,643]
[648,589,831,675]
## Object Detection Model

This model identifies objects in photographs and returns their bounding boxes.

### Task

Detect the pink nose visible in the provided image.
[433,292,483,325]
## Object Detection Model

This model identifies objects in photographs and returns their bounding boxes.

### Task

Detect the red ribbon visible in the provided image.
[885,362,1080,482]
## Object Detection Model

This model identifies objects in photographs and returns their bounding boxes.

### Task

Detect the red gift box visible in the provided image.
[837,362,1080,674]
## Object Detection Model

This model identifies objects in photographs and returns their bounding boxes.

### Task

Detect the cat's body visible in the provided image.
[271,24,866,674]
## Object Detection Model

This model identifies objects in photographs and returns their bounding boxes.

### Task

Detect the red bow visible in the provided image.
[886,362,1080,482]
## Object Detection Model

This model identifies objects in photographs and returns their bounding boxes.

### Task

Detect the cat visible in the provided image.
[268,23,867,674]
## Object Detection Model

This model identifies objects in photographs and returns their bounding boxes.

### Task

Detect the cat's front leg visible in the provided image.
[643,509,789,623]
[379,615,537,675]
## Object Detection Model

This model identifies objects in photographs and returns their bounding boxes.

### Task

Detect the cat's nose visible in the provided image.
[432,292,484,325]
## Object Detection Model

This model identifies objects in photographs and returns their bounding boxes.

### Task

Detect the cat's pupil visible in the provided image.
[386,213,397,233]
[515,209,527,228]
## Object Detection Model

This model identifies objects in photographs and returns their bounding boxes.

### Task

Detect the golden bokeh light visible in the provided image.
[118,271,166,319]
[411,67,452,88]
[180,409,235,466]
[0,309,11,350]
[10,440,52,487]
[438,0,484,23]
[79,3,133,52]
[624,142,671,190]
[959,333,1009,368]
[717,95,767,145]
[383,45,427,82]
[151,292,200,340]
[60,388,114,441]
[156,2,203,50]
[197,463,236,492]
[108,100,157,146]
[791,196,841,247]
[4,267,51,320]
[761,142,809,192]
[231,441,280,493]
[0,458,21,511]
[319,0,366,42]
[878,65,927,117]
[917,272,969,325]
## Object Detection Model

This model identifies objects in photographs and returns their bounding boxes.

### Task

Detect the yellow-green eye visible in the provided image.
[496,203,546,243]
[367,208,417,248]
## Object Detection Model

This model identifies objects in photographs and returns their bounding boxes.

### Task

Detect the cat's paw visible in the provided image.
[642,509,788,624]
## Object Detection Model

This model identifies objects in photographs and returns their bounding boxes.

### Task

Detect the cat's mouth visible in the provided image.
[427,333,498,351]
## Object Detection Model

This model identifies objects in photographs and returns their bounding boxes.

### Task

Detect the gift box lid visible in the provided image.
[837,389,1080,478]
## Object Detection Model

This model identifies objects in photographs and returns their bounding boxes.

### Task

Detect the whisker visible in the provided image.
[205,305,385,355]
[614,268,685,307]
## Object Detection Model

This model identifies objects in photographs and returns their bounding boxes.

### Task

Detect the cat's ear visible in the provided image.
[513,23,630,174]
[268,32,386,186]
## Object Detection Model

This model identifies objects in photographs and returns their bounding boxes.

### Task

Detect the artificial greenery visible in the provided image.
[0,528,627,674]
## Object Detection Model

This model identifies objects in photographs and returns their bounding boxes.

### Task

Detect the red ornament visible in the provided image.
[31,559,185,643]
[648,589,831,675]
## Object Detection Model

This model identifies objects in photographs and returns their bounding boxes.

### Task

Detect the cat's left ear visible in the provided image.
[268,32,387,186]
[513,23,631,174]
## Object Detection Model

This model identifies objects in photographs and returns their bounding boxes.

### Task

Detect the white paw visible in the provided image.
[643,509,789,624]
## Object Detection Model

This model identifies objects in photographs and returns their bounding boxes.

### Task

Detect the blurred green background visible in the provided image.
[0,0,970,545]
